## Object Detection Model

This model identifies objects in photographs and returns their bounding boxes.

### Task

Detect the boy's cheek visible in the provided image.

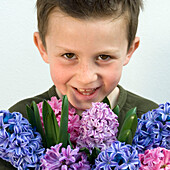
[50,68,69,92]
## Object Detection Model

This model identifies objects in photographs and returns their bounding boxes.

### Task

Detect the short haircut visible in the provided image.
[36,0,143,50]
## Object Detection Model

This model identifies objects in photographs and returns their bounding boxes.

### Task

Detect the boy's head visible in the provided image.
[36,0,143,50]
[34,0,142,111]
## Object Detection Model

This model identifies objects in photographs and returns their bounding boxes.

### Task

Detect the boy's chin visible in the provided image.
[71,102,93,112]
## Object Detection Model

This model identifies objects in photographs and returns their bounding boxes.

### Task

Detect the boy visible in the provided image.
[9,0,158,125]
[1,0,159,169]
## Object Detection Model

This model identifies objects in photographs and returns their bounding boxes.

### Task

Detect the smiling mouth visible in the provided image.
[76,88,98,96]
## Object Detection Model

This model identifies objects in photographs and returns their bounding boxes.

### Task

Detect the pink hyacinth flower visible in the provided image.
[41,143,90,170]
[37,96,81,144]
[139,147,170,170]
[77,102,119,151]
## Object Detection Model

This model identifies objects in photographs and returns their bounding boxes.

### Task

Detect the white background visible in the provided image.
[0,0,170,110]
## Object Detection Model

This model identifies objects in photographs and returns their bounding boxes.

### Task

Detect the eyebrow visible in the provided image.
[96,49,120,55]
[55,45,120,55]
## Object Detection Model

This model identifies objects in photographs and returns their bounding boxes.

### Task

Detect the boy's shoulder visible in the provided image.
[9,85,58,118]
[118,85,159,113]
[117,85,159,128]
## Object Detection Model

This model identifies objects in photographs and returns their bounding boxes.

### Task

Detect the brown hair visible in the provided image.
[36,0,143,49]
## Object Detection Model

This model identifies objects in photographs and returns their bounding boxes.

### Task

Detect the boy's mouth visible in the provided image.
[76,88,98,96]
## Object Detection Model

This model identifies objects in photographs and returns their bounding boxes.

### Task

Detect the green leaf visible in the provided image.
[42,100,59,148]
[51,107,60,138]
[31,101,46,146]
[79,147,90,156]
[125,107,137,120]
[58,95,69,148]
[102,97,111,108]
[26,104,36,128]
[80,147,101,165]
[129,115,138,138]
[94,147,101,156]
[118,113,138,142]
[89,147,101,164]
[124,107,137,138]
[68,133,73,149]
[112,105,120,116]
[118,129,133,144]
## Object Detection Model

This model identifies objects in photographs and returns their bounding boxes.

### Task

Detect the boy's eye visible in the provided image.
[63,53,76,59]
[98,55,111,61]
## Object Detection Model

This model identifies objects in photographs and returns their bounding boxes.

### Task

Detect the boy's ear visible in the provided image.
[123,37,140,66]
[33,32,49,63]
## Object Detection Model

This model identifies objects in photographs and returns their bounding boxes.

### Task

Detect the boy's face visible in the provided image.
[34,11,139,110]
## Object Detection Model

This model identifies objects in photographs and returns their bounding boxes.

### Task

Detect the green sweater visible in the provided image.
[0,85,158,169]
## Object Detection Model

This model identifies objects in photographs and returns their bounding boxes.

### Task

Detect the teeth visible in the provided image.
[78,89,86,92]
[77,88,96,95]
[86,89,94,92]
[82,93,91,96]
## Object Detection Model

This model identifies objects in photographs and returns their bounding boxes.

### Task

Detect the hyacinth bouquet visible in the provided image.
[0,96,169,169]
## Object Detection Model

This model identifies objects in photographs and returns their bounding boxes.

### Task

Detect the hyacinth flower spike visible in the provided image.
[0,110,45,169]
[27,95,71,149]
[94,141,140,170]
[102,96,138,145]
[132,102,170,153]
[77,97,138,165]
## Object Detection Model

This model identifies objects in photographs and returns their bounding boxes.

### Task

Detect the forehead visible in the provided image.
[45,10,129,54]
[46,9,128,35]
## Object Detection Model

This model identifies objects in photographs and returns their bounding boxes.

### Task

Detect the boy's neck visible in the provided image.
[55,86,120,114]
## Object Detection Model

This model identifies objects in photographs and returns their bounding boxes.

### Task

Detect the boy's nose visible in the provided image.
[76,62,98,84]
